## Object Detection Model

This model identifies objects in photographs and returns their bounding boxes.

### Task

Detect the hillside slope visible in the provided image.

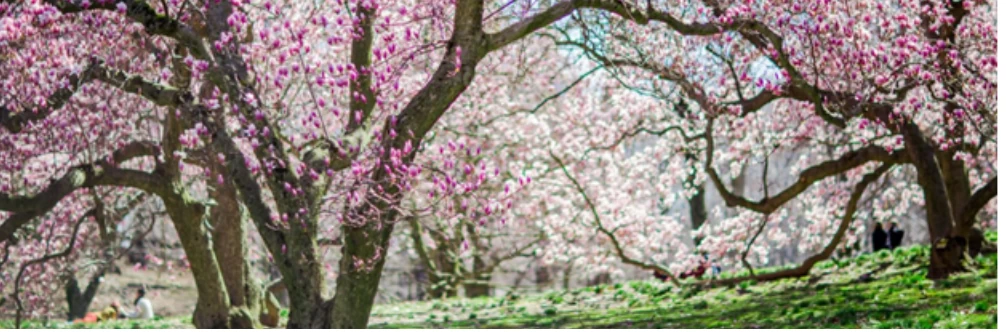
[369,237,997,329]
[5,233,997,329]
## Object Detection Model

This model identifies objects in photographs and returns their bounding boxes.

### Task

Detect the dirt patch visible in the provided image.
[55,259,198,320]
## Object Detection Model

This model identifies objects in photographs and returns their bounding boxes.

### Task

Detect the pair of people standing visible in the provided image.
[872,222,905,252]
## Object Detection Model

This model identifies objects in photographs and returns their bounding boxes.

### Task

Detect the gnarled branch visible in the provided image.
[44,0,210,59]
[0,141,160,244]
[1,62,103,133]
[703,117,908,214]
[706,163,893,286]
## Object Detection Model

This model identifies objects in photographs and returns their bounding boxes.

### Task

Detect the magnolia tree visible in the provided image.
[548,0,996,281]
[395,34,620,297]
[0,0,996,328]
[436,0,998,285]
[0,0,687,328]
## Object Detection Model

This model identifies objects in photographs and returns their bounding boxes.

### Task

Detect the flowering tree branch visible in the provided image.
[0,141,160,244]
[487,0,728,52]
[43,0,211,59]
[550,150,682,287]
[11,207,95,328]
[702,117,909,215]
[705,163,893,286]
[0,62,104,133]
[1,61,191,134]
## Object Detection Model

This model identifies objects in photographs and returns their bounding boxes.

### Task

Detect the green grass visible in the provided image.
[4,232,998,329]
[0,315,193,329]
[369,234,998,329]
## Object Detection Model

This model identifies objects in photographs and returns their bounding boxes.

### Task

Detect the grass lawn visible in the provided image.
[5,233,997,329]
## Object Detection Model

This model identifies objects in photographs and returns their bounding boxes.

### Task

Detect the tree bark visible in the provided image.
[407,216,456,299]
[464,222,493,298]
[327,223,396,328]
[65,274,103,321]
[209,165,263,328]
[684,153,708,248]
[271,236,328,328]
[161,189,232,328]
[901,121,966,279]
[464,269,493,298]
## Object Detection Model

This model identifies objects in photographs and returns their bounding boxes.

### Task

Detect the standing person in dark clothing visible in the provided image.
[872,223,890,252]
[888,222,905,249]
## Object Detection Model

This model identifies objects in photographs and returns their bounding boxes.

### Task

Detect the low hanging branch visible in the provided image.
[702,116,907,215]
[0,141,160,244]
[550,151,682,287]
[11,208,96,329]
[703,163,893,287]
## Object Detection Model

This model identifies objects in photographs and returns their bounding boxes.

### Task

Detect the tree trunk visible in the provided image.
[407,216,459,300]
[162,191,232,328]
[65,273,102,321]
[684,153,708,247]
[901,121,966,279]
[464,222,492,298]
[274,241,328,329]
[535,265,552,291]
[209,166,263,328]
[464,268,493,298]
[327,223,396,328]
[562,263,574,290]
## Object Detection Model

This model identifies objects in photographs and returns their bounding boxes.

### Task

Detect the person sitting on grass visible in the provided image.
[71,302,120,324]
[120,287,154,320]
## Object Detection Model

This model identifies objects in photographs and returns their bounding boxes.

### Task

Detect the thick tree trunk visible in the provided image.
[938,151,972,219]
[284,292,332,329]
[429,244,459,299]
[209,166,263,328]
[464,268,493,298]
[561,264,574,290]
[464,223,492,298]
[902,121,966,279]
[65,274,102,321]
[535,265,553,291]
[162,192,232,328]
[274,243,328,328]
[428,278,458,299]
[327,223,396,328]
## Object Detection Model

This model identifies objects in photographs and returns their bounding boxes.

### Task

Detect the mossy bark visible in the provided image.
[902,122,969,279]
[209,165,264,328]
[161,187,231,328]
[328,223,396,328]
